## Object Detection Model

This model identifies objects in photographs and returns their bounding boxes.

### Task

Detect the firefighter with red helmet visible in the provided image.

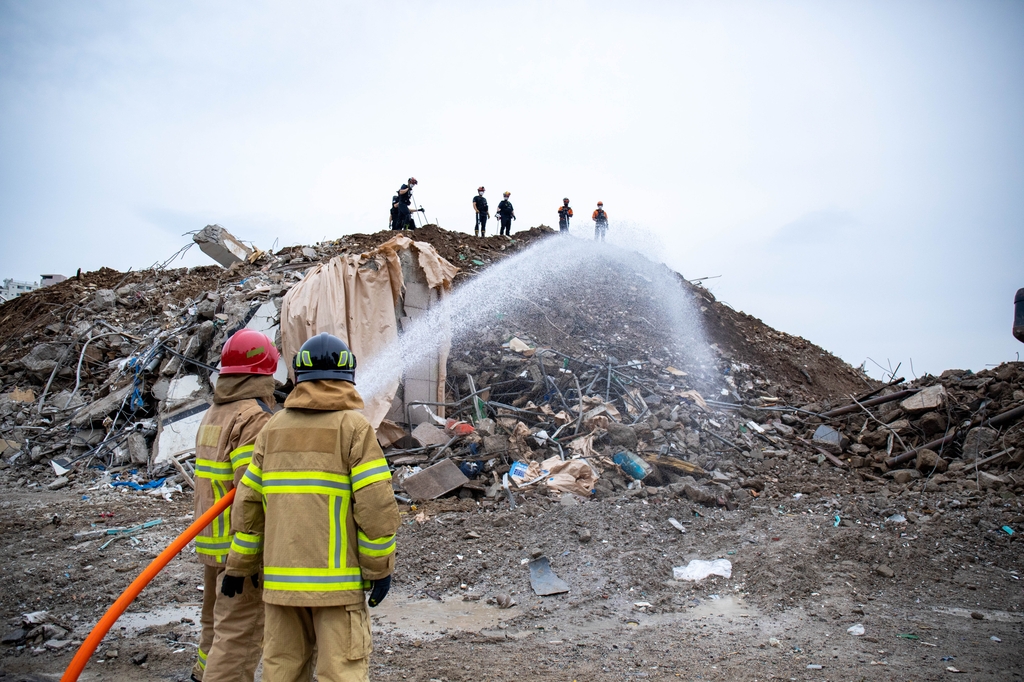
[190,329,280,682]
[557,198,573,233]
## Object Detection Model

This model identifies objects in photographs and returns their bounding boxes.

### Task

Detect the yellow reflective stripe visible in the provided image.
[196,535,232,556]
[357,530,396,557]
[230,532,263,555]
[211,481,231,539]
[262,470,351,496]
[263,565,363,592]
[350,458,391,491]
[197,648,207,669]
[241,463,263,494]
[195,457,233,481]
[229,445,255,471]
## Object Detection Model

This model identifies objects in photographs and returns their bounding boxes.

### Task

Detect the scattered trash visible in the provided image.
[667,517,687,534]
[672,559,732,582]
[400,460,469,501]
[896,633,919,640]
[1002,526,1014,536]
[991,635,1002,642]
[612,450,652,481]
[847,624,865,636]
[886,513,907,523]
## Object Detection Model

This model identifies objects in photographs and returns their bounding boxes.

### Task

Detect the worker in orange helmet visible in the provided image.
[592,201,609,242]
[190,329,280,682]
[472,186,489,236]
[557,198,572,233]
[496,191,515,236]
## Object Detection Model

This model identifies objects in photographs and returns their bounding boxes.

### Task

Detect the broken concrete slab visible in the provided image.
[71,385,132,427]
[411,422,448,447]
[152,400,209,466]
[193,224,253,268]
[401,459,469,501]
[900,385,946,414]
[164,375,205,409]
[962,426,998,461]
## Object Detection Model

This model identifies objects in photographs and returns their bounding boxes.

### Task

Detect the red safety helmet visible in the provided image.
[220,329,280,376]
[478,186,486,192]
[408,177,418,185]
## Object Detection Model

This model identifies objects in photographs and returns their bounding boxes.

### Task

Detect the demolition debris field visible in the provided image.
[0,226,1022,681]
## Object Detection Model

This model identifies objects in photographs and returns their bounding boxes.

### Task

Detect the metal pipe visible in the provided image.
[819,388,920,419]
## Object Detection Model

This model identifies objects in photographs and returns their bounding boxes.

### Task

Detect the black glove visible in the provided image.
[418,207,425,212]
[221,573,259,598]
[367,575,391,607]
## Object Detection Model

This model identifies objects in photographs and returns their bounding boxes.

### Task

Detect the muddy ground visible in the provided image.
[1,448,1021,682]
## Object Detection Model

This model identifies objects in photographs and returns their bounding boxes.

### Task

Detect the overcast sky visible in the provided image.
[1,1,1021,380]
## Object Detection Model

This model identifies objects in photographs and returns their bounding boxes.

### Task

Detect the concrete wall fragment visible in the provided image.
[193,225,253,268]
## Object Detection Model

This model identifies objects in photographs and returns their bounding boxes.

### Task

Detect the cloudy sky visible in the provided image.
[1,1,1021,379]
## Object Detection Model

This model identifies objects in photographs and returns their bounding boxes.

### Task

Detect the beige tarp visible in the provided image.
[280,235,458,428]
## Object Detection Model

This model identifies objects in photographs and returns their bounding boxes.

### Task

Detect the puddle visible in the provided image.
[370,594,517,639]
[117,604,201,634]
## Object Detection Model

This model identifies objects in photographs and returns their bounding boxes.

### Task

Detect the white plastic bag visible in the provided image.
[672,559,732,581]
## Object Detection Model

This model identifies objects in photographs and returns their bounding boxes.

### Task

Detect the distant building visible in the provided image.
[0,274,67,303]
[0,279,39,303]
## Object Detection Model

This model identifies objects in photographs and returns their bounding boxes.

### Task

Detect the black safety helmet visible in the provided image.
[293,333,356,384]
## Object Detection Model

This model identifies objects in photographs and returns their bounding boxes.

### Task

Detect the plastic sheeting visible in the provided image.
[280,235,457,428]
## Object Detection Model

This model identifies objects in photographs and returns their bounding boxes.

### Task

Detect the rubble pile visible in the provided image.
[1,224,1022,679]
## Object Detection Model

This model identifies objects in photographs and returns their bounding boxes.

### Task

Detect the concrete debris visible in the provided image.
[193,224,253,268]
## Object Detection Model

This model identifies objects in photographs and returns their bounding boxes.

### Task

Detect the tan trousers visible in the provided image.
[192,564,265,682]
[263,602,371,682]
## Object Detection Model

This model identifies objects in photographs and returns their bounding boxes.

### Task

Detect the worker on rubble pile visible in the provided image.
[472,186,489,236]
[225,332,400,682]
[190,329,279,682]
[496,191,515,236]
[390,177,422,230]
[592,201,609,242]
[557,197,572,233]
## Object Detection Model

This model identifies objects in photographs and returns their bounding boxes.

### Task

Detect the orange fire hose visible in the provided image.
[61,488,236,682]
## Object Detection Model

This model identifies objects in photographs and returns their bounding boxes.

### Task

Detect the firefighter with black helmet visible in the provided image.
[557,198,572,233]
[592,201,609,242]
[225,333,400,682]
[190,329,279,682]
[472,186,489,236]
[496,191,515,236]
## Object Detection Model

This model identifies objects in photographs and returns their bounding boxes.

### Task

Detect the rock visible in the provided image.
[918,411,948,437]
[978,471,1006,491]
[771,421,795,437]
[915,448,948,474]
[659,419,680,432]
[885,419,911,434]
[1,628,26,644]
[861,430,889,449]
[47,477,69,490]
[530,547,543,559]
[848,443,870,455]
[17,344,65,379]
[848,456,867,468]
[482,435,508,454]
[578,528,592,543]
[44,639,71,650]
[971,611,985,620]
[195,299,218,320]
[682,482,718,505]
[875,564,895,579]
[739,477,765,491]
[901,385,946,414]
[88,289,118,311]
[962,427,998,461]
[105,649,119,658]
[812,424,849,454]
[606,422,638,449]
[131,652,148,665]
[886,469,921,484]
